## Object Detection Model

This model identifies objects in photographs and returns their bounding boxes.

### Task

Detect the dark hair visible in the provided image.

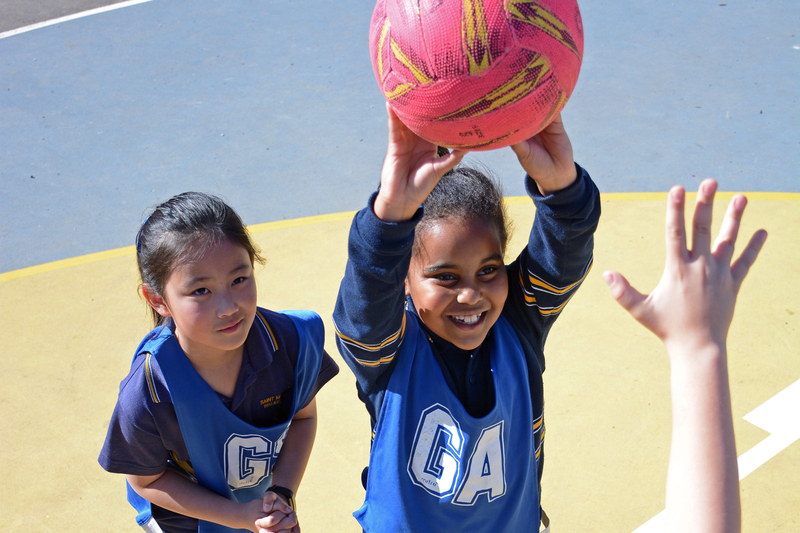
[135,192,264,327]
[414,165,511,256]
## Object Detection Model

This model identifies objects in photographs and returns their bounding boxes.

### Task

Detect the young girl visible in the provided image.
[99,192,339,533]
[333,105,601,532]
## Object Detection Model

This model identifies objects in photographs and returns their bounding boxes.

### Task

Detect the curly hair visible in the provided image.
[414,165,511,257]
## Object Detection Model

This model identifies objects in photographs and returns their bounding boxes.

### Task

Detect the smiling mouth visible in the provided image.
[219,319,242,333]
[449,312,485,326]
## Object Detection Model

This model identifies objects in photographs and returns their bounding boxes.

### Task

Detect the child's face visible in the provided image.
[158,239,257,362]
[405,217,508,351]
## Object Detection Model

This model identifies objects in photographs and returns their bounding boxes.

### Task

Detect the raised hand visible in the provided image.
[510,114,577,195]
[603,179,767,355]
[603,179,767,533]
[373,103,467,222]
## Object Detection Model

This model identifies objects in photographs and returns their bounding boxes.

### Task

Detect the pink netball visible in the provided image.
[369,0,584,150]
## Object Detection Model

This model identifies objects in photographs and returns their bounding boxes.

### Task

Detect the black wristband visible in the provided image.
[267,485,295,510]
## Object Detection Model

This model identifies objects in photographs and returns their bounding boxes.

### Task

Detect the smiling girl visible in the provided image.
[99,192,338,533]
[333,106,600,532]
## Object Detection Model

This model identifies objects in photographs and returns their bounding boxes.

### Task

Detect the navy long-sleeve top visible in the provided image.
[333,165,600,482]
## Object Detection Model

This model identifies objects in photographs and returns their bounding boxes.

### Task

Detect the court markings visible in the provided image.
[0,0,153,40]
[0,211,359,283]
[4,192,798,283]
[634,378,800,532]
[739,378,800,479]
[1,195,795,531]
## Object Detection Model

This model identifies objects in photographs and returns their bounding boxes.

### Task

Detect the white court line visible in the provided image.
[632,378,800,533]
[738,379,800,477]
[0,0,154,40]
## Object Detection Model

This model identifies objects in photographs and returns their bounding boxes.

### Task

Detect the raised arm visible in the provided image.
[504,116,601,354]
[333,105,466,397]
[604,179,767,533]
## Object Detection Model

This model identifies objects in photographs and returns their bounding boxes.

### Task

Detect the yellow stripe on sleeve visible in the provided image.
[143,353,159,404]
[526,258,593,295]
[335,313,406,352]
[519,269,538,304]
[537,296,572,316]
[355,353,399,367]
[335,314,407,368]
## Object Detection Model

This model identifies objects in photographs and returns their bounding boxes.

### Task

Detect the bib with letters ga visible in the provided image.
[355,313,540,532]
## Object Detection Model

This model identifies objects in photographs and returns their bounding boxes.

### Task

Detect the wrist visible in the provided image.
[534,163,578,196]
[665,340,728,373]
[373,193,416,223]
[267,485,295,510]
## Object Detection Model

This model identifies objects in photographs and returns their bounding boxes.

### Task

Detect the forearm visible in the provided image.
[271,401,318,494]
[665,344,740,533]
[527,165,599,277]
[507,167,599,337]
[605,182,763,533]
[333,200,417,383]
[127,470,260,532]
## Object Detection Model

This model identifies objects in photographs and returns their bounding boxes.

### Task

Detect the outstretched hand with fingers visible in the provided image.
[373,103,467,222]
[603,179,767,355]
[603,178,767,533]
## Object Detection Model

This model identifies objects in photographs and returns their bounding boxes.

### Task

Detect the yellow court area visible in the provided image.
[0,194,797,532]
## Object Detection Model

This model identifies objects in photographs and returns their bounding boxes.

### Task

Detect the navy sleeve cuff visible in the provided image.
[525,163,589,206]
[353,191,423,253]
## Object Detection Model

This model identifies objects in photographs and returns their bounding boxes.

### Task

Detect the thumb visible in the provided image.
[262,490,291,514]
[603,271,646,315]
[431,149,468,178]
[509,140,530,159]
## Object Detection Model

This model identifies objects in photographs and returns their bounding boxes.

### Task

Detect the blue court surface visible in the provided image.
[1,1,798,531]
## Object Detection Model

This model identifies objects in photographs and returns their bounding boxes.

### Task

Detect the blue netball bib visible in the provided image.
[355,314,540,532]
[127,310,324,533]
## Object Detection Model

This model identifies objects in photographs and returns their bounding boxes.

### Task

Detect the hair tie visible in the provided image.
[135,213,153,255]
